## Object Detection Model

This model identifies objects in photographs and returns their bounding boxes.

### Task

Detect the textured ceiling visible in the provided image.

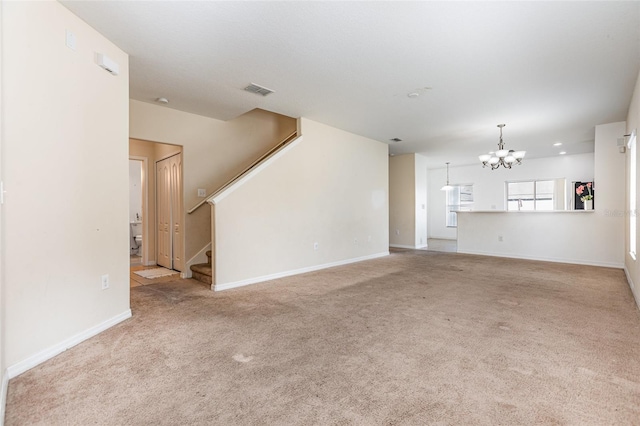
[62,1,640,168]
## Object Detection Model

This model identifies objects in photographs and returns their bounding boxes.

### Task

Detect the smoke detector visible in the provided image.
[155,97,169,104]
[244,83,275,97]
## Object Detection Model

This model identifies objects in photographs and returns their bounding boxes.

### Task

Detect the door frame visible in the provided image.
[129,155,149,265]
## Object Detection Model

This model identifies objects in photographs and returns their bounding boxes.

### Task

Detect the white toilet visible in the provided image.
[130,222,143,255]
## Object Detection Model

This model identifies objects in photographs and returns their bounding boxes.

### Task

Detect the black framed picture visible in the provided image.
[574,181,594,210]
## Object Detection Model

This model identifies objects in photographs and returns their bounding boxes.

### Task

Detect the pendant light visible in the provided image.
[441,162,454,191]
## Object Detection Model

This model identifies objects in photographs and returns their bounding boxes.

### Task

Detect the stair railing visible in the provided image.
[187,130,298,214]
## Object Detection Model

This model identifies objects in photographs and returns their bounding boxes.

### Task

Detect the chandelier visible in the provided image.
[479,124,526,169]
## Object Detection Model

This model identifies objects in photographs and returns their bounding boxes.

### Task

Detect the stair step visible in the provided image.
[191,263,212,285]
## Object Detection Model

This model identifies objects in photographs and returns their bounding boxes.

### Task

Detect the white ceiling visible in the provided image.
[61,1,640,169]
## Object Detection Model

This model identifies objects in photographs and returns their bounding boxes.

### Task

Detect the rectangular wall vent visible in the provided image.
[244,83,275,97]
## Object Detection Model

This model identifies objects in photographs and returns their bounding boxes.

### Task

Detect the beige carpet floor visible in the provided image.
[5,250,640,425]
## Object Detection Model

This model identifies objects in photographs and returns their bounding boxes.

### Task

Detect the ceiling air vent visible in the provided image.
[390,138,402,143]
[244,83,275,97]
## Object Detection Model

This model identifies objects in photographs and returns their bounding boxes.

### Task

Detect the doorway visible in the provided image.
[129,139,184,287]
[129,158,145,266]
[156,153,184,272]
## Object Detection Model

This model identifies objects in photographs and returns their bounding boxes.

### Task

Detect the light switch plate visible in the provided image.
[65,30,76,50]
[197,188,206,197]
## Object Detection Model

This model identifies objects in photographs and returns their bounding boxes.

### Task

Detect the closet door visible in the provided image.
[170,154,184,272]
[156,157,172,269]
[156,153,183,271]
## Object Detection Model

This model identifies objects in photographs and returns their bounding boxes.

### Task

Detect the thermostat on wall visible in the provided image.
[96,53,119,76]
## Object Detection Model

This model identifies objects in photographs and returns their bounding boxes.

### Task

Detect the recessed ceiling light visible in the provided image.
[155,97,169,104]
[553,142,563,146]
[559,151,567,155]
[390,138,402,143]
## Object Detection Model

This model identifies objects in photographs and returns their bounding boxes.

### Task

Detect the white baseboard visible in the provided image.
[390,244,428,249]
[0,369,8,426]
[215,251,389,292]
[623,266,640,310]
[183,243,212,279]
[457,249,624,269]
[6,310,132,380]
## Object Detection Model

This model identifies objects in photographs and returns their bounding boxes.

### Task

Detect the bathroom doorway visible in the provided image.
[129,158,146,266]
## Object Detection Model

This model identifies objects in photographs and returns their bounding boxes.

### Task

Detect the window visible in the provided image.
[629,131,637,259]
[446,184,473,227]
[506,179,564,211]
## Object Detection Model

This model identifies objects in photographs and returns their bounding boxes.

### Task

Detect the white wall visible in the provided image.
[0,0,5,417]
[428,153,595,239]
[457,122,626,268]
[389,154,428,248]
[389,155,416,247]
[129,160,142,222]
[129,102,296,263]
[594,122,626,266]
[2,0,130,374]
[415,154,428,247]
[625,70,640,309]
[212,118,389,289]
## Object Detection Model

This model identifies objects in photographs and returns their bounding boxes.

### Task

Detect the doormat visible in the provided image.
[133,268,179,279]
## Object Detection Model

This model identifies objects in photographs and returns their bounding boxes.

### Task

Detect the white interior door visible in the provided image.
[156,157,172,269]
[170,155,184,271]
[156,153,183,271]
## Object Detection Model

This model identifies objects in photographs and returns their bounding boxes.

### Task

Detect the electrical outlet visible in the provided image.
[314,242,319,251]
[395,229,400,235]
[197,188,206,197]
[101,274,109,290]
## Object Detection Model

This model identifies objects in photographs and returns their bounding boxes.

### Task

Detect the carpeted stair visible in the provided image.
[190,250,212,285]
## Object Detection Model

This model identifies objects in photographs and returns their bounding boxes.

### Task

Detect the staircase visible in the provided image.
[190,250,212,285]
[186,129,300,289]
